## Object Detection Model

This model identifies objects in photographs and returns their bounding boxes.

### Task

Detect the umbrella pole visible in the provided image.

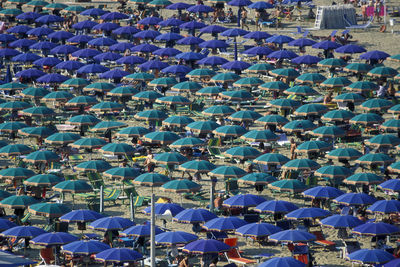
[150,193,156,267]
[210,181,215,213]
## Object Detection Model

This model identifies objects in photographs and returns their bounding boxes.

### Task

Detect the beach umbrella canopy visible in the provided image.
[34,57,62,67]
[18,126,55,138]
[389,105,400,114]
[213,125,247,137]
[0,218,16,231]
[302,186,344,199]
[95,248,143,263]
[122,224,163,237]
[103,167,140,180]
[71,49,101,59]
[333,92,364,103]
[45,133,81,145]
[255,200,298,214]
[30,232,78,246]
[0,82,27,91]
[186,121,220,133]
[20,87,50,99]
[67,115,101,126]
[259,81,289,92]
[224,146,261,159]
[53,180,92,193]
[317,58,346,68]
[158,17,185,27]
[242,46,273,56]
[60,210,105,223]
[42,91,73,102]
[187,69,216,79]
[19,106,54,117]
[36,73,69,84]
[174,209,217,224]
[161,179,200,193]
[163,116,195,127]
[268,50,298,60]
[367,200,400,214]
[388,162,400,173]
[285,208,331,220]
[0,144,31,156]
[270,99,302,110]
[135,110,168,121]
[238,173,277,185]
[320,215,363,228]
[236,222,282,238]
[312,40,341,50]
[84,82,115,92]
[335,44,366,54]
[268,179,307,193]
[171,81,202,92]
[1,226,46,238]
[350,113,384,125]
[0,190,12,201]
[203,217,247,232]
[348,249,394,265]
[156,95,191,105]
[361,98,393,111]
[142,131,180,145]
[89,217,135,231]
[240,130,278,142]
[0,195,38,208]
[23,174,62,187]
[294,103,327,116]
[16,69,45,79]
[333,193,376,206]
[99,143,135,155]
[320,77,352,88]
[116,127,150,138]
[295,73,326,84]
[220,90,254,101]
[28,202,72,218]
[56,61,86,72]
[143,203,184,216]
[314,166,352,179]
[209,72,239,82]
[133,30,161,40]
[284,85,318,96]
[90,102,123,112]
[132,91,162,101]
[322,110,355,122]
[183,239,230,254]
[270,68,300,78]
[344,62,373,73]
[292,55,322,65]
[368,66,398,77]
[253,153,290,165]
[296,140,331,153]
[179,160,216,173]
[282,159,320,171]
[139,60,169,71]
[70,138,107,149]
[115,55,145,65]
[75,160,112,172]
[155,231,198,245]
[203,105,235,116]
[269,229,316,242]
[0,121,28,133]
[208,166,246,178]
[246,63,274,73]
[311,126,345,138]
[133,173,170,186]
[170,137,204,148]
[62,240,110,255]
[366,134,400,148]
[353,222,399,236]
[223,194,265,208]
[233,77,264,87]
[24,150,60,163]
[378,179,400,192]
[356,153,394,165]
[259,257,305,267]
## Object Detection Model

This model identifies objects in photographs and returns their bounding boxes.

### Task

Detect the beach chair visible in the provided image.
[64,174,77,180]
[276,220,293,230]
[87,172,105,190]
[293,244,309,265]
[40,247,55,265]
[208,147,225,159]
[341,241,361,258]
[344,15,373,30]
[224,238,256,266]
[18,212,31,225]
[207,231,228,241]
[310,230,336,250]
[292,26,304,35]
[225,179,239,195]
[69,154,84,162]
[277,134,291,147]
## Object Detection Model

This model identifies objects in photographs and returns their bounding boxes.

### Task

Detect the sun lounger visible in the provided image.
[224,238,257,266]
[344,15,373,30]
[277,134,291,146]
[310,230,336,249]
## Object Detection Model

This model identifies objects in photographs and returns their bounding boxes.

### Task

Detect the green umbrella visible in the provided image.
[84,82,115,92]
[356,153,395,165]
[163,116,194,127]
[238,173,277,185]
[179,160,216,173]
[295,140,332,153]
[170,137,204,148]
[208,166,246,178]
[350,113,384,125]
[365,134,400,148]
[284,85,318,96]
[43,2,67,9]
[0,82,27,90]
[124,72,155,81]
[0,190,12,200]
[66,96,98,107]
[320,77,352,88]
[24,150,60,163]
[269,99,301,109]
[326,148,363,160]
[18,126,55,138]
[161,179,200,193]
[24,174,62,187]
[317,58,346,68]
[368,66,398,78]
[0,167,35,180]
[185,121,220,134]
[156,96,191,105]
[75,160,112,172]
[195,86,224,96]
[148,77,178,87]
[0,121,28,133]
[8,0,29,4]
[133,173,170,186]
[389,104,400,114]
[294,103,327,116]
[268,179,306,193]
[130,0,152,3]
[0,195,39,209]
[91,121,127,132]
[210,72,240,83]
[63,5,85,13]
[361,98,393,111]
[103,167,140,180]
[153,152,188,165]
[255,115,289,126]
[381,119,400,130]
[171,81,202,92]
[346,81,378,92]
[0,8,22,16]
[67,115,101,126]
[240,130,278,142]
[142,131,180,145]
[42,91,73,102]
[28,202,71,218]
[270,68,300,78]
[132,91,163,102]
[25,0,49,6]
[333,92,364,103]
[53,180,92,193]
[99,143,136,155]
[135,109,168,121]
[20,87,50,99]
[343,63,373,73]
[245,63,274,73]
[321,109,354,122]
[213,125,247,137]
[148,0,172,7]
[390,54,400,61]
[70,138,107,149]
[61,78,90,88]
[282,120,316,133]
[0,101,31,111]
[202,105,235,116]
[228,110,261,122]
[311,126,345,138]
[45,133,81,145]
[90,102,123,112]
[19,106,54,117]
[116,127,150,137]
[186,68,216,78]
[343,173,383,185]
[253,153,290,165]
[223,146,261,160]
[0,144,31,156]
[295,73,326,84]
[233,77,264,88]
[220,90,254,101]
[282,158,320,171]
[314,166,352,179]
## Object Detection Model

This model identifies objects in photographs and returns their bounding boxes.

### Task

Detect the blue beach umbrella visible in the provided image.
[122,224,163,237]
[203,217,247,232]
[353,223,400,236]
[62,240,110,255]
[30,232,78,246]
[259,257,305,267]
[334,193,376,206]
[95,248,143,263]
[254,200,298,214]
[173,209,217,223]
[1,226,46,238]
[378,179,400,192]
[236,222,281,238]
[285,208,331,220]
[320,215,363,228]
[60,209,104,222]
[302,186,344,199]
[155,231,198,245]
[223,194,265,208]
[183,239,230,254]
[348,249,394,265]
[367,200,400,214]
[143,203,184,216]
[89,217,135,231]
[268,230,316,242]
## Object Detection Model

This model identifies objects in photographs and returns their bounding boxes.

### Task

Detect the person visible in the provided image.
[241,8,249,30]
[290,138,297,160]
[144,149,155,172]
[374,0,383,22]
[255,9,261,30]
[214,194,223,210]
[324,92,333,104]
[377,82,387,98]
[179,255,189,267]
[209,258,218,267]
